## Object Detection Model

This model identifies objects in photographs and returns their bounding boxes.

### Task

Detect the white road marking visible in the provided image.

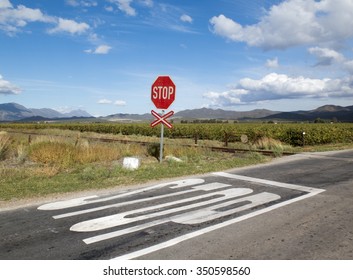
[53,182,231,219]
[70,185,246,232]
[213,172,323,193]
[83,192,279,245]
[37,172,325,260]
[112,173,325,259]
[172,192,280,225]
[113,191,324,260]
[38,178,205,211]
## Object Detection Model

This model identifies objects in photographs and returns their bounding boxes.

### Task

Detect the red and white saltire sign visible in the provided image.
[150,110,174,129]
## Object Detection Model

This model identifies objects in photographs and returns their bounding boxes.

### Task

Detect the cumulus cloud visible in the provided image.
[48,18,90,35]
[0,1,90,36]
[180,14,192,23]
[0,74,22,95]
[85,44,112,54]
[0,2,54,34]
[209,0,353,49]
[204,73,353,107]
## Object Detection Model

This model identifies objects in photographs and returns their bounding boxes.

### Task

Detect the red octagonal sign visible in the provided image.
[151,76,176,110]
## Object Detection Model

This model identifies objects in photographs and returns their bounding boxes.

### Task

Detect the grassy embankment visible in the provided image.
[0,129,268,202]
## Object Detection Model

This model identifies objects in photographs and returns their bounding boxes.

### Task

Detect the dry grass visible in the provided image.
[0,129,272,201]
[252,136,292,157]
[28,138,145,168]
[0,131,11,160]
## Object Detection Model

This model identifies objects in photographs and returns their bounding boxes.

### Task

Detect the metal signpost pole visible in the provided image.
[159,110,164,163]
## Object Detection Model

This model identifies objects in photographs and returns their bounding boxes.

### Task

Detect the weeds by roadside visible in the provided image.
[0,130,271,202]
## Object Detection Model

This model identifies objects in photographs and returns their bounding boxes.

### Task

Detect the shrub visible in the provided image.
[147,142,162,161]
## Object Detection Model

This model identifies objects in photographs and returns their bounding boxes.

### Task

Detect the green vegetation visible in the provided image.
[1,122,353,146]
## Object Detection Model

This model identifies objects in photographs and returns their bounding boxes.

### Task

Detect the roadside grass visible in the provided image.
[1,128,353,203]
[0,151,268,201]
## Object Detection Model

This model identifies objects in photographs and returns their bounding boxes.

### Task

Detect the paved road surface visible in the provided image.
[1,150,352,259]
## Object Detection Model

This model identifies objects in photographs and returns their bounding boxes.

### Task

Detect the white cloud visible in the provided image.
[109,0,136,16]
[0,2,54,34]
[180,14,192,23]
[114,100,126,106]
[98,99,113,104]
[308,47,345,66]
[66,0,97,7]
[98,99,126,106]
[209,0,353,49]
[48,18,90,35]
[141,0,153,7]
[105,6,114,12]
[85,44,112,54]
[308,46,353,74]
[266,57,279,68]
[0,74,22,95]
[0,0,12,9]
[66,0,80,6]
[343,60,353,74]
[204,73,353,107]
[0,1,91,36]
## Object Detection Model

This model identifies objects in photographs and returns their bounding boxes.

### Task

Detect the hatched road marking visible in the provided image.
[38,172,325,259]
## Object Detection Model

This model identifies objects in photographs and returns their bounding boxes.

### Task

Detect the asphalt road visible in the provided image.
[1,149,352,260]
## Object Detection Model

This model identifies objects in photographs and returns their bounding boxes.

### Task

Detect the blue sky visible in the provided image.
[1,0,353,116]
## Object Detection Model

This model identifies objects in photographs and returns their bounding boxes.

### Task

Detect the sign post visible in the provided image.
[150,76,176,163]
[159,110,164,163]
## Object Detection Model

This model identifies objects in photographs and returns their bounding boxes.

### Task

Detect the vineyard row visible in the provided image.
[1,122,353,146]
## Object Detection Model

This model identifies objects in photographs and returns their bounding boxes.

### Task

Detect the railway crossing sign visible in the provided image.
[150,110,174,129]
[151,76,176,110]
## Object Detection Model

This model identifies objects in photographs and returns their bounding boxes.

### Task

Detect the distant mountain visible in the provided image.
[261,105,353,122]
[311,105,349,113]
[62,109,92,118]
[103,113,152,122]
[0,103,92,121]
[30,108,66,119]
[1,102,353,122]
[0,103,33,121]
[174,107,279,120]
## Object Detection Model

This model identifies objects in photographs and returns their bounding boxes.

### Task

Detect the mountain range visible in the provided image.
[0,103,92,121]
[1,102,353,122]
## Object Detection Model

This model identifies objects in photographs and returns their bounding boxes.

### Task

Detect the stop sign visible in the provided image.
[151,76,176,109]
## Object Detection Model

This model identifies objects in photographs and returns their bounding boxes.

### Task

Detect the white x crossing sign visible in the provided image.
[150,110,174,129]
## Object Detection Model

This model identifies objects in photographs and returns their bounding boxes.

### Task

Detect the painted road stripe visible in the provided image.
[213,172,323,193]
